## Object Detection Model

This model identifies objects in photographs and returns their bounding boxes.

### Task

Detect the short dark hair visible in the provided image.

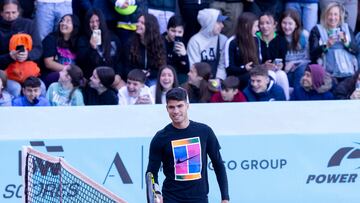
[166,87,188,103]
[127,69,146,83]
[23,76,41,88]
[249,65,269,77]
[167,15,185,29]
[221,76,239,90]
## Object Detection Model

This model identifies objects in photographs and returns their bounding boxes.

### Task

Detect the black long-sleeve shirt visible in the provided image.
[147,120,229,202]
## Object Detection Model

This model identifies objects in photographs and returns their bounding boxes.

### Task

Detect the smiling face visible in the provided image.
[126,79,143,97]
[326,6,341,28]
[159,68,175,91]
[89,14,100,31]
[250,75,269,93]
[166,99,189,128]
[59,15,74,36]
[301,71,313,89]
[1,3,19,22]
[136,15,145,37]
[259,15,276,37]
[281,16,297,36]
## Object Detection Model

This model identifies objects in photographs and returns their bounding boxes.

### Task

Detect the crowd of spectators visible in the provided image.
[0,0,360,106]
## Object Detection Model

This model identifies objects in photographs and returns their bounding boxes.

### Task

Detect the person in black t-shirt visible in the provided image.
[146,87,230,203]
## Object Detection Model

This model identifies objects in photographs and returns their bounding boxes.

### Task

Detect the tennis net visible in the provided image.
[22,146,127,203]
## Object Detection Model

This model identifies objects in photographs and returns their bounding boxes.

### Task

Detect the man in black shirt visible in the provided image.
[146,87,230,203]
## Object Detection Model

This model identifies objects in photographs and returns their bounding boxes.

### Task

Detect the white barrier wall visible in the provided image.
[1,101,360,203]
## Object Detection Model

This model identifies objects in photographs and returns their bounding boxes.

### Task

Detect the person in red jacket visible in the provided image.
[210,76,247,102]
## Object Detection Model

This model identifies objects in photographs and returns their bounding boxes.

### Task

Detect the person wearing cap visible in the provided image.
[210,0,249,37]
[243,64,286,101]
[83,66,119,105]
[210,76,247,102]
[291,64,334,100]
[146,87,230,203]
[187,8,228,80]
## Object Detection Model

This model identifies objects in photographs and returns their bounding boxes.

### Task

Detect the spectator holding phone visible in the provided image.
[0,0,42,97]
[256,12,290,100]
[309,2,358,83]
[163,15,189,84]
[77,9,124,89]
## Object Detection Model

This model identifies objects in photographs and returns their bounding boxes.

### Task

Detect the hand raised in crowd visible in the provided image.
[90,34,98,49]
[174,41,187,56]
[136,94,152,104]
[245,61,253,71]
[10,49,29,62]
[338,31,349,45]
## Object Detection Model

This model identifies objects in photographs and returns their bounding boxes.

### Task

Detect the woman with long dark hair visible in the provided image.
[42,14,80,87]
[182,62,213,103]
[77,9,123,88]
[150,65,179,104]
[225,12,259,90]
[123,13,166,86]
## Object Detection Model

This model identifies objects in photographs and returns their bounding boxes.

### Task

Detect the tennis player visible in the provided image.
[146,87,230,203]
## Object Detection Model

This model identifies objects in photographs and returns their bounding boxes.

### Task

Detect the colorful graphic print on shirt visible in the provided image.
[171,137,202,181]
[55,47,76,65]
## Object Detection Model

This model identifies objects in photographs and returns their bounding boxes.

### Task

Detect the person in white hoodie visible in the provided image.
[187,8,228,80]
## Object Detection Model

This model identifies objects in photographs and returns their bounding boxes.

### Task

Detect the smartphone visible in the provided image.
[173,36,183,52]
[16,45,25,52]
[92,29,102,46]
[274,58,283,65]
[174,36,182,43]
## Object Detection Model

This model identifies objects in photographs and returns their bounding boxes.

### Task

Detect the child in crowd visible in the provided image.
[118,69,154,105]
[243,65,286,102]
[0,70,12,106]
[46,64,85,106]
[12,77,50,106]
[225,12,259,90]
[150,65,179,104]
[279,9,310,89]
[334,69,360,100]
[256,12,290,100]
[42,14,81,87]
[182,62,214,103]
[210,76,247,103]
[162,15,189,84]
[83,66,119,105]
[187,8,228,79]
[291,64,334,101]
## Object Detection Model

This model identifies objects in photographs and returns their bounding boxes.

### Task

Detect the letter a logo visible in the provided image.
[103,153,133,184]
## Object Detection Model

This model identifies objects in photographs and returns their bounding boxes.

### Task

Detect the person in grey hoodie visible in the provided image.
[187,8,228,79]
